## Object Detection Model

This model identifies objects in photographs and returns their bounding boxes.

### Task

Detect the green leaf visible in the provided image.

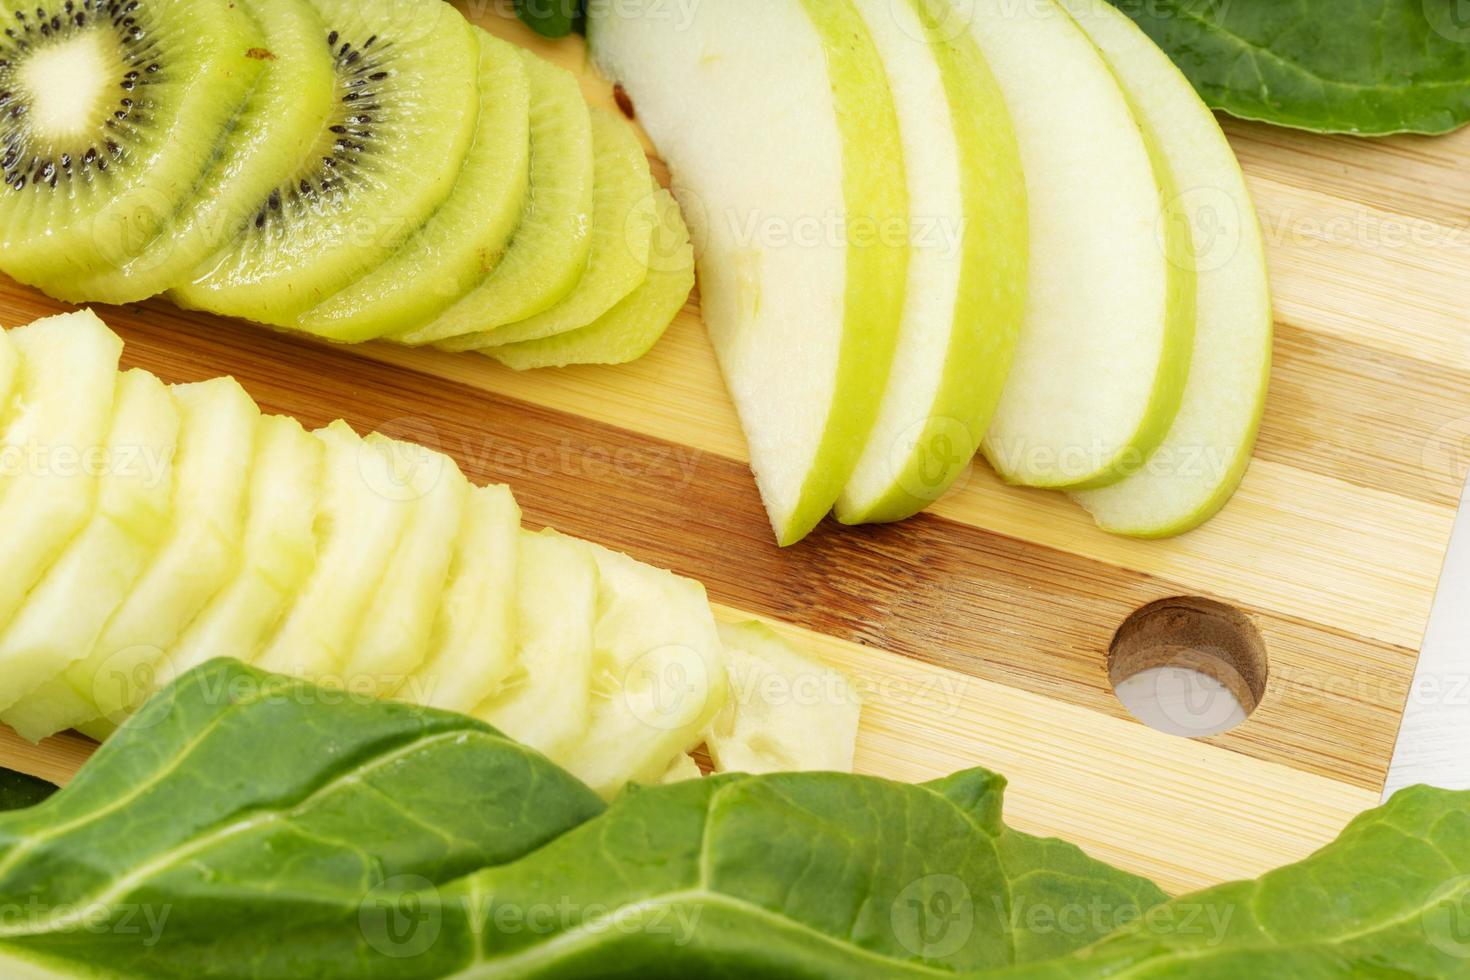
[0,659,604,978]
[989,783,1470,977]
[1105,0,1470,134]
[0,770,56,812]
[515,0,584,38]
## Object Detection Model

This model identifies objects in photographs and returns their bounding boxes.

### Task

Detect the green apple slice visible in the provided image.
[835,0,1027,524]
[0,312,123,631]
[400,484,521,713]
[0,322,20,418]
[561,541,728,799]
[442,109,657,351]
[65,0,339,304]
[955,0,1195,490]
[0,369,177,718]
[10,375,259,740]
[253,421,415,683]
[1061,0,1271,537]
[489,187,693,371]
[149,413,325,693]
[709,621,862,775]
[395,53,595,346]
[296,30,533,342]
[340,433,469,696]
[475,529,596,766]
[589,0,909,546]
[658,754,703,784]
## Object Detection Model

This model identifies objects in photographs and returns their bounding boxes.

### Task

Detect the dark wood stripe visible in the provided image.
[23,296,1404,792]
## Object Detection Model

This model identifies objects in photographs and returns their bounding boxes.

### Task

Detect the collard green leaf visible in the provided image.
[1106,0,1470,134]
[989,784,1470,977]
[0,659,604,979]
[0,770,56,812]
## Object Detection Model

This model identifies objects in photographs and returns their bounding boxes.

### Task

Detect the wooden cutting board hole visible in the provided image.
[1108,597,1269,737]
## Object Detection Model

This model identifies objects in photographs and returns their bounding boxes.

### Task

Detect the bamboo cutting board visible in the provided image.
[1,8,1468,898]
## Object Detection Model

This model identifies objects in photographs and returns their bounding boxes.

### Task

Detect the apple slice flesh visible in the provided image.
[0,369,178,717]
[0,312,123,633]
[562,541,728,799]
[955,0,1194,490]
[396,53,595,346]
[444,108,657,351]
[254,421,415,683]
[9,376,259,740]
[340,434,469,696]
[401,484,521,713]
[836,0,1027,523]
[297,30,533,342]
[489,187,694,370]
[475,529,596,766]
[1061,0,1271,536]
[149,413,325,692]
[589,0,909,546]
[709,621,862,774]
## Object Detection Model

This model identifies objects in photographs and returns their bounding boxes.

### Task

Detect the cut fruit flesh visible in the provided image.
[489,187,693,370]
[394,53,594,345]
[658,753,702,784]
[400,483,520,713]
[9,374,259,740]
[339,433,468,696]
[955,0,1195,490]
[172,0,480,326]
[0,368,177,716]
[562,541,728,798]
[0,329,18,418]
[296,29,532,342]
[442,108,656,351]
[1061,0,1272,537]
[0,311,123,633]
[66,0,340,304]
[475,529,596,767]
[253,420,414,682]
[0,0,266,291]
[148,413,324,693]
[709,620,862,774]
[835,0,1026,524]
[589,0,909,546]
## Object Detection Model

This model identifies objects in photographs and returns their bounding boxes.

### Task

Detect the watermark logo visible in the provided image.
[892,874,974,960]
[360,875,442,959]
[623,644,715,732]
[1425,875,1470,959]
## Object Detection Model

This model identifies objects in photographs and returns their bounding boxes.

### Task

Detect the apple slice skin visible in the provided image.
[835,0,1027,525]
[489,187,694,371]
[959,0,1195,492]
[588,0,909,547]
[1062,0,1271,537]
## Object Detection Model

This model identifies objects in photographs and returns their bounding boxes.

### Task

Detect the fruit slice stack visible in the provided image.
[0,0,690,369]
[0,311,859,798]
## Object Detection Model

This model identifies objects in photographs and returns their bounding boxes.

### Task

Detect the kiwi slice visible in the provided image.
[444,107,657,352]
[172,0,479,328]
[0,0,266,294]
[68,0,337,304]
[295,28,531,343]
[394,51,593,347]
[491,187,693,370]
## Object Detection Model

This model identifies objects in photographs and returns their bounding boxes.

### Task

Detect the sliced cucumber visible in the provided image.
[149,413,324,692]
[254,421,414,683]
[709,620,862,774]
[0,312,123,632]
[394,53,594,345]
[8,375,258,740]
[340,433,468,696]
[296,30,532,342]
[400,484,520,713]
[475,529,596,766]
[0,369,178,718]
[444,109,657,351]
[562,541,728,798]
[490,187,692,370]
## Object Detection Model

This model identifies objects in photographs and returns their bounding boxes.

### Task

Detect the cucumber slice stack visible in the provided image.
[0,0,692,369]
[0,311,855,797]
